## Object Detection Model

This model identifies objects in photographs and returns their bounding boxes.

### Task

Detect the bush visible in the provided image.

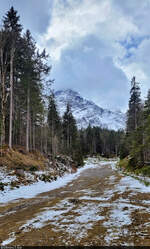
[29,166,38,172]
[0,182,4,191]
[128,157,138,169]
[118,157,129,169]
[40,174,52,182]
[140,166,150,177]
[73,152,84,167]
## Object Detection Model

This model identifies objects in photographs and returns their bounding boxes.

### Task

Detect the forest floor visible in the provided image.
[1,157,150,246]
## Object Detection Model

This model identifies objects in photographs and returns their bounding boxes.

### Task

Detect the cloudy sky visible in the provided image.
[1,0,150,112]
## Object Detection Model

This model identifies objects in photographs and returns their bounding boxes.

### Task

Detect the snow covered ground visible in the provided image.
[0,168,18,184]
[0,158,114,204]
[1,158,150,205]
[1,157,150,246]
[116,175,150,193]
[1,233,16,246]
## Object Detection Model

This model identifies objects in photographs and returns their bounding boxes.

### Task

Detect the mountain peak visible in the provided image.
[55,89,125,130]
[55,89,81,98]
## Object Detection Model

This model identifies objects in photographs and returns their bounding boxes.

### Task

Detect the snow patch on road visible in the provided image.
[20,198,104,241]
[117,175,150,193]
[79,195,110,201]
[1,233,16,246]
[103,197,149,245]
[56,201,104,240]
[20,199,73,231]
[104,203,131,245]
[75,203,104,223]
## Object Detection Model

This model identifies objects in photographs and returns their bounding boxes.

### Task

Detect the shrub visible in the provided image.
[40,174,52,182]
[0,182,4,191]
[118,157,129,169]
[29,166,38,172]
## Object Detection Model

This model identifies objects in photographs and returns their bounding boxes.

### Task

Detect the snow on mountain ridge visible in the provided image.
[55,89,125,131]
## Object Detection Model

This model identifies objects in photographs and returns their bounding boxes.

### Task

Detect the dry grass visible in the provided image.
[0,145,46,170]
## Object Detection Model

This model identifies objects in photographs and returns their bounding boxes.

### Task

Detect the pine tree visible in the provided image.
[22,30,36,152]
[125,77,144,167]
[3,7,22,148]
[142,89,150,162]
[127,76,142,134]
[62,103,77,154]
[47,92,61,157]
[19,30,50,152]
[144,89,150,119]
[0,7,51,153]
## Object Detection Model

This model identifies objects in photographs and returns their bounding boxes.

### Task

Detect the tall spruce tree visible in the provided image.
[47,92,61,157]
[62,103,77,154]
[3,7,22,148]
[142,89,150,162]
[144,89,150,119]
[125,76,144,167]
[127,76,142,134]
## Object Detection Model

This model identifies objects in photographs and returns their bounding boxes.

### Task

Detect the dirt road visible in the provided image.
[1,158,150,246]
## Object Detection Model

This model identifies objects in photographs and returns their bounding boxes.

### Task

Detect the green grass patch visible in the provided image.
[135,166,150,177]
[118,157,129,169]
[119,157,150,185]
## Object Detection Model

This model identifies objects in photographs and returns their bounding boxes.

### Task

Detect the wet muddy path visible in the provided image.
[1,158,150,246]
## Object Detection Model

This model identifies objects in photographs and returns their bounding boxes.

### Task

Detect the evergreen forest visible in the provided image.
[0,7,123,166]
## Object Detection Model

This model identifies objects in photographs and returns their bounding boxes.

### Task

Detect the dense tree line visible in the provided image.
[0,7,81,164]
[0,7,124,167]
[120,76,150,168]
[79,126,124,158]
[0,7,50,152]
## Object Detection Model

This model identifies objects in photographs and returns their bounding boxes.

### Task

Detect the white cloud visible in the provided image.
[38,0,138,61]
[119,38,150,97]
[37,0,150,110]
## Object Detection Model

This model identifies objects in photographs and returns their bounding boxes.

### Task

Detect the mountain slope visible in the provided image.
[55,89,125,130]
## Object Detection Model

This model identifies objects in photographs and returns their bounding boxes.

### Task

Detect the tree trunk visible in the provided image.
[33,122,35,151]
[30,116,32,151]
[44,125,47,154]
[0,48,8,145]
[1,73,6,144]
[40,125,43,153]
[51,123,54,158]
[26,86,30,152]
[19,111,22,146]
[9,48,14,149]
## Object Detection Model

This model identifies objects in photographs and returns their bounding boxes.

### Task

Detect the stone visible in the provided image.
[15,168,25,177]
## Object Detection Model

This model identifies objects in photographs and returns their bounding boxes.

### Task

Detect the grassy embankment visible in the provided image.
[0,145,46,170]
[0,146,76,191]
[118,157,150,186]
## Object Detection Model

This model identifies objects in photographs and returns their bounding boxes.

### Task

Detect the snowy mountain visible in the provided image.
[55,89,126,131]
